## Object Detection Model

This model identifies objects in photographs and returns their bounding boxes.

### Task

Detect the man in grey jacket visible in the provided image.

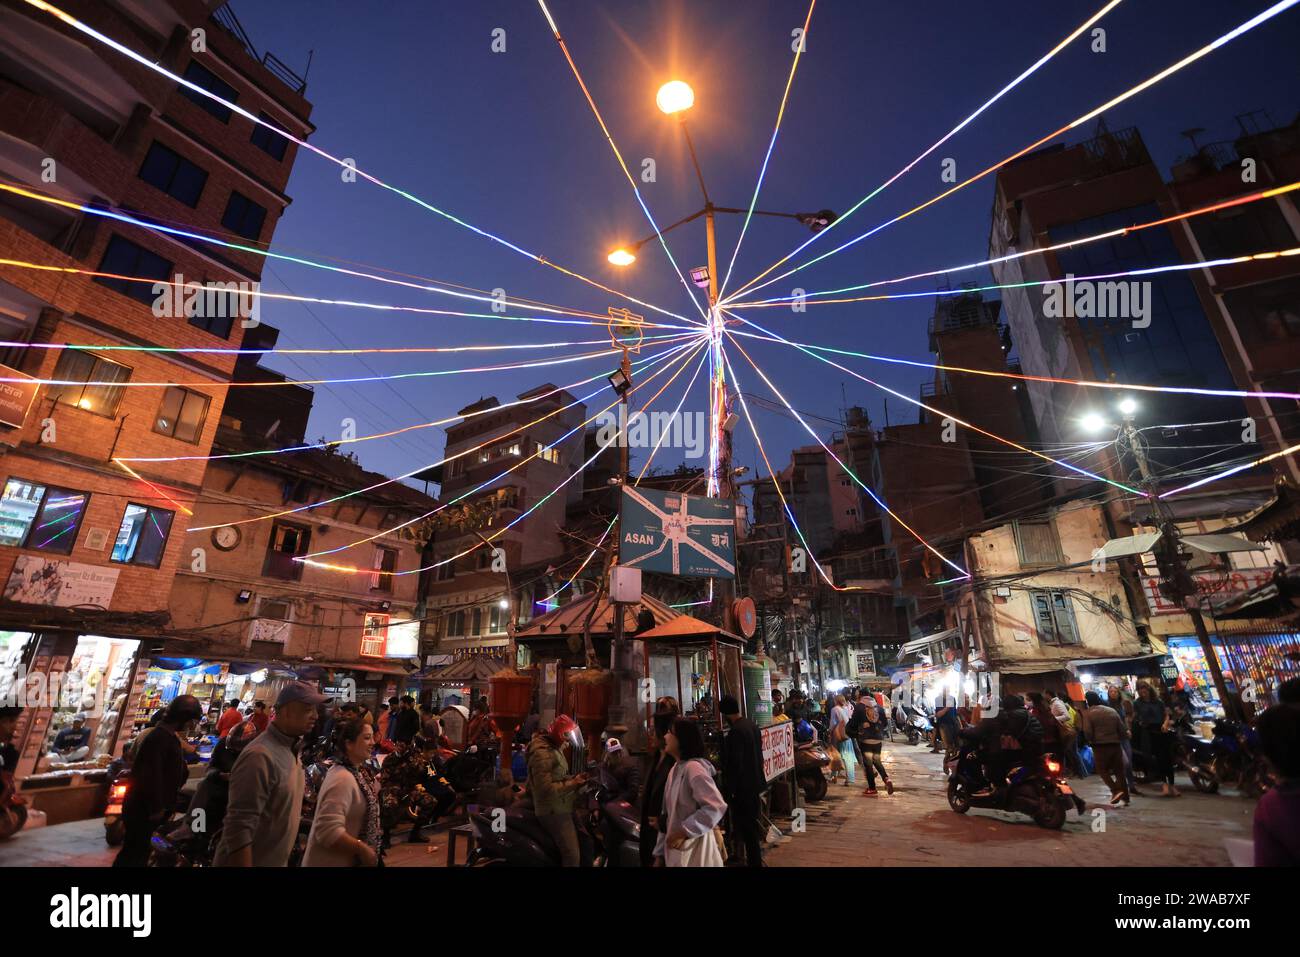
[215,681,325,866]
[1080,691,1130,806]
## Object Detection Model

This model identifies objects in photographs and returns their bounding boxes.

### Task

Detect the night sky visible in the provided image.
[232,0,1300,492]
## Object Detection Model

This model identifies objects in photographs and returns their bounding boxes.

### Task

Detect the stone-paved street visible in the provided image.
[764,742,1255,867]
[0,744,1258,868]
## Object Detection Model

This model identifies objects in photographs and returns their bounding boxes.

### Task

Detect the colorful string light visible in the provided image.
[723,334,970,579]
[180,339,701,532]
[716,0,817,300]
[737,181,1300,306]
[535,0,709,323]
[727,0,1300,301]
[724,309,1145,495]
[1159,441,1300,498]
[299,340,709,575]
[19,1,697,328]
[724,0,1125,301]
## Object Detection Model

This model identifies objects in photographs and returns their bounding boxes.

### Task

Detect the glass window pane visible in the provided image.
[30,488,88,554]
[134,508,173,566]
[175,390,209,442]
[154,386,184,437]
[111,504,147,562]
[0,478,46,546]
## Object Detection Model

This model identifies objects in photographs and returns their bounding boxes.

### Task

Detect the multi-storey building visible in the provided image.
[0,0,311,814]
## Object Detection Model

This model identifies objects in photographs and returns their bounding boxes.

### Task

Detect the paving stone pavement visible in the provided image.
[763,743,1256,867]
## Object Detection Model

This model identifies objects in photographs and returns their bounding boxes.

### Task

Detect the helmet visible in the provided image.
[794,719,814,743]
[547,714,578,743]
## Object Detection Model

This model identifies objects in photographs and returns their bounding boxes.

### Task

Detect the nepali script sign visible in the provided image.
[619,487,735,579]
[761,721,795,783]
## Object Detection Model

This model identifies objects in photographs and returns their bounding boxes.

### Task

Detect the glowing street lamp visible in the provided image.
[1080,412,1108,434]
[1118,397,1139,417]
[656,79,695,115]
[607,247,637,267]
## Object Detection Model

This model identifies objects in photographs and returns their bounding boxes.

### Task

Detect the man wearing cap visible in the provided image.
[215,680,324,867]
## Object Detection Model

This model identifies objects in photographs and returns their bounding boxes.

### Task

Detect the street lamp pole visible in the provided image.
[1117,411,1238,719]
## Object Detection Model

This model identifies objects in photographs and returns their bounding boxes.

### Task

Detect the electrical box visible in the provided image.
[610,565,642,603]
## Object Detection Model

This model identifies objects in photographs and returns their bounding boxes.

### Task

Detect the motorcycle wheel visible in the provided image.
[801,773,828,803]
[105,819,126,847]
[1034,800,1066,830]
[947,779,971,814]
[1190,768,1218,794]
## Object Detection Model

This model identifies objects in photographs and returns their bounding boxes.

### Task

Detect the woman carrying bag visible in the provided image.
[655,718,728,867]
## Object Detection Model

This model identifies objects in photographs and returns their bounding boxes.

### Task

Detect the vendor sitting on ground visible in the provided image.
[48,714,92,766]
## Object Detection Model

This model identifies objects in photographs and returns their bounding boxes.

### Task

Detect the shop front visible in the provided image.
[1166,628,1300,715]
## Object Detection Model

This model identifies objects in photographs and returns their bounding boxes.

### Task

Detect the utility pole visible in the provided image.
[1119,412,1238,718]
[607,346,633,742]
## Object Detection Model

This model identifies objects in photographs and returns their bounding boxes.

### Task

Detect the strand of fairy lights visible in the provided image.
[0,259,699,338]
[723,0,1125,302]
[18,1,702,329]
[536,342,711,607]
[736,181,1300,306]
[723,309,1144,495]
[124,338,699,466]
[1160,441,1300,499]
[0,181,690,327]
[536,0,709,323]
[179,339,701,531]
[726,0,1300,303]
[730,246,1300,314]
[299,340,709,575]
[724,333,969,579]
[716,0,817,300]
[292,341,704,557]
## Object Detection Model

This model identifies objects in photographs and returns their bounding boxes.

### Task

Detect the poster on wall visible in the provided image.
[3,556,119,608]
[854,649,878,679]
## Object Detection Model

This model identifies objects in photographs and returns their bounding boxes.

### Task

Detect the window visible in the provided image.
[1030,590,1081,645]
[370,546,397,592]
[138,141,208,207]
[435,558,456,582]
[444,609,465,638]
[470,607,483,636]
[179,60,238,122]
[360,613,388,657]
[263,522,311,580]
[221,191,267,241]
[535,442,560,464]
[0,478,89,554]
[111,503,174,567]
[489,604,505,634]
[49,349,131,417]
[154,386,210,442]
[250,112,289,160]
[96,235,174,306]
[1013,519,1060,568]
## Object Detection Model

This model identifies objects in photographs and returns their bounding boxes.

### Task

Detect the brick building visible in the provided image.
[0,0,311,812]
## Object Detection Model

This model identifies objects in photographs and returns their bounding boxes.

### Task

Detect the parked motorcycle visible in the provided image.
[896,704,932,746]
[946,743,1084,830]
[1198,719,1275,797]
[590,764,641,867]
[794,739,831,802]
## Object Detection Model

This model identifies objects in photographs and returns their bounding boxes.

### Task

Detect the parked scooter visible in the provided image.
[793,721,832,802]
[103,758,130,846]
[946,741,1085,829]
[590,763,641,867]
[1198,719,1275,797]
[895,704,932,746]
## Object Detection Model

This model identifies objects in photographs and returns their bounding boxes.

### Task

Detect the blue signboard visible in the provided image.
[619,487,735,579]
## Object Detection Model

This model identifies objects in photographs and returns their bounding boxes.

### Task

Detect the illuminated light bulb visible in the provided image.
[77,398,92,410]
[607,248,636,267]
[498,599,509,609]
[1080,412,1107,434]
[656,80,695,115]
[1118,397,1138,416]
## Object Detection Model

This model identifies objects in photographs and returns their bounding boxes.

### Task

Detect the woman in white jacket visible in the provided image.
[303,719,381,867]
[654,717,728,867]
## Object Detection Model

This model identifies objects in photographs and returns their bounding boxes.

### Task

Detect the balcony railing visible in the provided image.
[211,4,308,94]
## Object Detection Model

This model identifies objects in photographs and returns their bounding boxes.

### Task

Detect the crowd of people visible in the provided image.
[4,669,1298,868]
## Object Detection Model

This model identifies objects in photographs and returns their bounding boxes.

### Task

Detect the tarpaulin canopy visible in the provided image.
[1068,654,1165,677]
[1097,531,1263,559]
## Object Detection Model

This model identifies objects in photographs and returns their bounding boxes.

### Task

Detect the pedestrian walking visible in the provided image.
[249,700,269,735]
[391,696,420,745]
[114,695,203,867]
[1081,691,1130,805]
[1107,685,1142,795]
[934,692,961,758]
[639,712,676,866]
[656,718,728,867]
[1048,689,1084,777]
[856,697,894,795]
[215,680,326,866]
[829,694,856,786]
[302,718,381,867]
[1254,701,1300,866]
[719,695,765,867]
[1134,684,1179,797]
[216,699,244,738]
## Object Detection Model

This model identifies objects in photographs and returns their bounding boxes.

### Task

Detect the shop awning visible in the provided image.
[898,627,958,657]
[1068,654,1165,677]
[423,655,508,683]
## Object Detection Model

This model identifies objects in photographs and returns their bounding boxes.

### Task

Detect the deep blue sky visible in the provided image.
[233,0,1300,489]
